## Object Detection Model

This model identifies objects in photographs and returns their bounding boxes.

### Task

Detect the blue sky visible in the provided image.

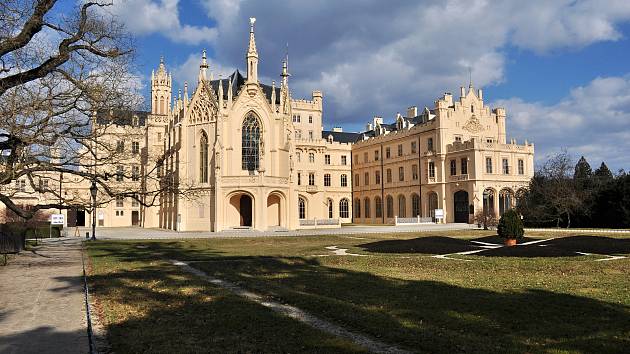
[97,0,630,171]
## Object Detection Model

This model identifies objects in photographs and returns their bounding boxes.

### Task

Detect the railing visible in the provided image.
[427,176,436,183]
[299,218,340,228]
[306,185,318,193]
[394,216,433,225]
[450,174,469,181]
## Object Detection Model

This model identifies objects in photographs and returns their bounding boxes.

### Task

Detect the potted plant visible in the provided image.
[497,209,524,246]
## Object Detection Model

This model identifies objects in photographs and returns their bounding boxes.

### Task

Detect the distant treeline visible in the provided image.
[516,152,629,229]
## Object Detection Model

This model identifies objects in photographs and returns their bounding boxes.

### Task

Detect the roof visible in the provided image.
[209,69,281,105]
[322,130,362,143]
[96,109,149,126]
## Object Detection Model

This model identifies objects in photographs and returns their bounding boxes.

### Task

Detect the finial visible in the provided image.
[250,17,256,32]
[160,55,164,64]
[468,66,473,88]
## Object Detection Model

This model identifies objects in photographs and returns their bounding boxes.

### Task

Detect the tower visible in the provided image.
[151,56,172,116]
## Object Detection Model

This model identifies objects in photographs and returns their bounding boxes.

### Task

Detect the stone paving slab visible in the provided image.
[0,238,88,354]
[73,223,476,240]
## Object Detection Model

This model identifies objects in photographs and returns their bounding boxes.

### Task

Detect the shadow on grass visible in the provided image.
[359,236,479,254]
[82,241,630,354]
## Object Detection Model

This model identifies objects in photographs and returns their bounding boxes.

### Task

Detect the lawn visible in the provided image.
[87,230,630,353]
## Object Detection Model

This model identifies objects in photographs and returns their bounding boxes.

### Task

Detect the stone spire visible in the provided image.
[199,49,209,83]
[271,80,276,111]
[246,18,258,83]
[218,75,224,107]
[280,58,291,114]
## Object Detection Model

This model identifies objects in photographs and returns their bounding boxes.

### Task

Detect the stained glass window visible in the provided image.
[242,113,261,171]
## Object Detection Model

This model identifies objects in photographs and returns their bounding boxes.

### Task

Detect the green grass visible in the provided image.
[88,230,630,353]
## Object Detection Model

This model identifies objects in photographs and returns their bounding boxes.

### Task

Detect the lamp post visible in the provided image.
[90,181,97,240]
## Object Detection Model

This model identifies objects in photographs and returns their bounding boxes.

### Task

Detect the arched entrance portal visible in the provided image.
[228,193,254,228]
[454,190,469,223]
[239,195,253,226]
[267,194,281,227]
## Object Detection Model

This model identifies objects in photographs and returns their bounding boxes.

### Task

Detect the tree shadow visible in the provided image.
[82,242,630,353]
[358,236,479,254]
[0,326,88,354]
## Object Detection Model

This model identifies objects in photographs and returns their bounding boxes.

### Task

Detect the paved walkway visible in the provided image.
[77,223,476,240]
[0,238,88,354]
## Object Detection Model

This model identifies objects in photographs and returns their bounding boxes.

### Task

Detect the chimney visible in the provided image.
[407,106,418,118]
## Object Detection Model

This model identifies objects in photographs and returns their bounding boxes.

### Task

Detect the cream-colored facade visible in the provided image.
[1,20,534,230]
[153,19,355,231]
[351,85,534,224]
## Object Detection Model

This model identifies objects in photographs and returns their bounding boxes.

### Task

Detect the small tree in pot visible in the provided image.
[497,209,524,246]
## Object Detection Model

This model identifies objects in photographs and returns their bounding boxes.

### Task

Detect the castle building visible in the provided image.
[350,86,534,224]
[1,20,534,231]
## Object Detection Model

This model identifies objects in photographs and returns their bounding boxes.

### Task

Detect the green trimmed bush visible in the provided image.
[497,209,524,239]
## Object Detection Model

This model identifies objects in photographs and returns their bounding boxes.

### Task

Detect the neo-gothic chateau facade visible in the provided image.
[2,20,534,231]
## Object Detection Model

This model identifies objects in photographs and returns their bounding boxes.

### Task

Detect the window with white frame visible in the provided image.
[309,173,315,186]
[341,174,348,187]
[324,173,331,187]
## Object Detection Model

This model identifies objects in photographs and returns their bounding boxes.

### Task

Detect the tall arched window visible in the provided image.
[398,195,406,218]
[428,192,438,219]
[375,196,382,218]
[364,198,371,218]
[386,195,394,218]
[499,189,513,216]
[242,112,261,171]
[159,96,165,114]
[298,197,306,219]
[412,194,420,217]
[339,199,349,218]
[199,132,209,183]
[483,189,495,217]
[354,198,361,218]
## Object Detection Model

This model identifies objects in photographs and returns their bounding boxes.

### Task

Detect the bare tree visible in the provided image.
[0,1,178,219]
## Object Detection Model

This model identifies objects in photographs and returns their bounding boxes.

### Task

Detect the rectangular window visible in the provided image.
[297,172,301,185]
[364,172,369,185]
[518,159,525,175]
[355,174,360,186]
[486,138,493,143]
[341,174,348,187]
[503,158,510,174]
[385,147,391,159]
[157,132,162,142]
[116,166,124,182]
[116,196,124,208]
[309,173,315,186]
[43,179,49,190]
[386,169,392,183]
[429,162,435,178]
[116,141,124,153]
[411,141,417,154]
[455,136,462,143]
[325,154,331,165]
[295,130,301,139]
[397,144,403,157]
[461,158,468,175]
[427,137,434,151]
[324,174,331,187]
[297,115,301,123]
[399,166,404,181]
[364,152,368,163]
[486,157,493,174]
[450,160,457,176]
[132,166,140,181]
[309,153,315,163]
[309,115,313,123]
[132,198,139,207]
[132,141,140,154]
[375,171,381,184]
[341,156,347,165]
[412,164,418,180]
[374,150,379,161]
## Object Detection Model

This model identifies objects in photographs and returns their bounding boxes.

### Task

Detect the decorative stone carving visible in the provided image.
[463,114,484,133]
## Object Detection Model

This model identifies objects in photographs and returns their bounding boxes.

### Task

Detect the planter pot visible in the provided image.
[504,238,517,246]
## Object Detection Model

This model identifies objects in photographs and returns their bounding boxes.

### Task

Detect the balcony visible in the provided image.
[306,185,318,193]
[449,174,469,182]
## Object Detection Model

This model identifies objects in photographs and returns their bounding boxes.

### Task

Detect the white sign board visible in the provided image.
[50,214,65,225]
[434,209,444,219]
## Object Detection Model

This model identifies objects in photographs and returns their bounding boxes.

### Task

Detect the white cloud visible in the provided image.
[170,52,234,90]
[495,75,630,170]
[109,0,217,45]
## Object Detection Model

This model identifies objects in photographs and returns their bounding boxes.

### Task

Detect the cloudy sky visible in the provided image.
[98,0,630,171]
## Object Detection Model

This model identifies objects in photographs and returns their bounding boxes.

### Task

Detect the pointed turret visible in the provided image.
[246,18,258,83]
[152,56,171,115]
[183,82,189,105]
[199,49,209,83]
[218,75,224,108]
[271,80,276,112]
[280,58,291,114]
